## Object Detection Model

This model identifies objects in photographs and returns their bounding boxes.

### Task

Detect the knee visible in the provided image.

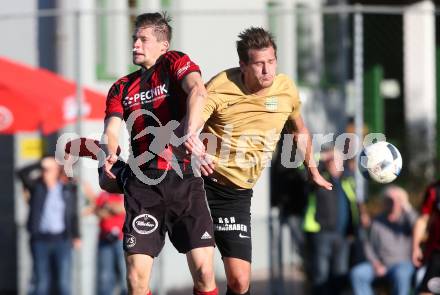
[193,264,215,288]
[227,270,250,294]
[126,267,149,294]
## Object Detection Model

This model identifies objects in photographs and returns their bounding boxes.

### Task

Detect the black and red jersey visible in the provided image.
[105,50,200,172]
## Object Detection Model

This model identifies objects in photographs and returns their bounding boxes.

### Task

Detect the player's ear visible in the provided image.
[162,40,170,52]
[239,60,246,73]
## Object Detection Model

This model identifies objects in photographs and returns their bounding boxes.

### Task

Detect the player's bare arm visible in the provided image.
[412,214,429,267]
[181,71,207,135]
[181,71,214,176]
[291,114,333,190]
[102,116,122,179]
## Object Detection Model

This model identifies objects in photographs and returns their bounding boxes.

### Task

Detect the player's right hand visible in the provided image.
[104,153,118,179]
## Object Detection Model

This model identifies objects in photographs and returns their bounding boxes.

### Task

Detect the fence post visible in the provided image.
[73,8,83,295]
[353,7,365,203]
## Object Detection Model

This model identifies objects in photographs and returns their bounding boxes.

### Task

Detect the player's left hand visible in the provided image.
[309,168,333,190]
[198,153,215,176]
[184,134,215,176]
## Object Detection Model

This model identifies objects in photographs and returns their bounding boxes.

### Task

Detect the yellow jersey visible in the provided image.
[202,68,302,189]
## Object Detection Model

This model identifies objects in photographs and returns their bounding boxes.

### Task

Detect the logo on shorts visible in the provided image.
[201,231,212,240]
[239,233,250,239]
[132,214,159,235]
[125,234,136,248]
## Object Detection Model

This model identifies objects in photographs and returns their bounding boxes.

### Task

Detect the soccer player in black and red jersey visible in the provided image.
[102,12,217,295]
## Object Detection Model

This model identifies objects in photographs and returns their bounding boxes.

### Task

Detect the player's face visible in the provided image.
[240,46,277,93]
[132,26,169,69]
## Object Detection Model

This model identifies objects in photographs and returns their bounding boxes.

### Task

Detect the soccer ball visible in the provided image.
[358,141,402,183]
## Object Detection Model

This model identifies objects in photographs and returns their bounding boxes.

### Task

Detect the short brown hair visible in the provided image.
[236,27,277,64]
[135,12,172,42]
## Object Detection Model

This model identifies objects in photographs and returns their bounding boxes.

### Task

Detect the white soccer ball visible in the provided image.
[358,141,402,184]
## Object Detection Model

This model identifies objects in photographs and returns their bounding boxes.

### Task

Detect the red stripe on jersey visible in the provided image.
[151,68,172,171]
[165,51,179,63]
[129,77,150,168]
[422,185,437,214]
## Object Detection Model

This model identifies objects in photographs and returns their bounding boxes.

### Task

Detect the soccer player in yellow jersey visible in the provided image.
[201,27,332,295]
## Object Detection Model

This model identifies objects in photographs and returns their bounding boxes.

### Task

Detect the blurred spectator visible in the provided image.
[412,180,440,295]
[83,183,127,295]
[350,185,417,295]
[17,156,81,295]
[278,165,308,266]
[271,125,309,267]
[303,148,359,295]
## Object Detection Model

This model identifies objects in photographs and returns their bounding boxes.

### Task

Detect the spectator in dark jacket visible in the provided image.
[18,156,81,295]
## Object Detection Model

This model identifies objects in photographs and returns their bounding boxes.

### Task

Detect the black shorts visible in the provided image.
[419,250,440,293]
[122,170,215,256]
[203,177,253,262]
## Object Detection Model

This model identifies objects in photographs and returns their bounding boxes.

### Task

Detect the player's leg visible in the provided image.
[186,247,218,294]
[125,253,154,295]
[166,173,217,294]
[223,258,251,295]
[203,177,253,295]
[122,174,167,295]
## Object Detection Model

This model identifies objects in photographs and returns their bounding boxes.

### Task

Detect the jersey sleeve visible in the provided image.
[288,80,302,120]
[105,82,123,120]
[421,185,437,215]
[169,53,201,82]
[202,79,221,122]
